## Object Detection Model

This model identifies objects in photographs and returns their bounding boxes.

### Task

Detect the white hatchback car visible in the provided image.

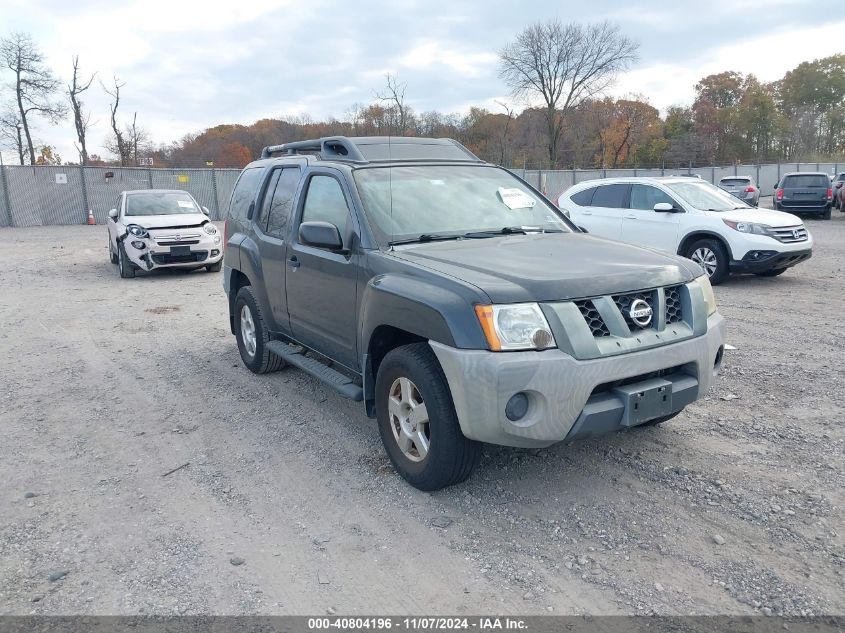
[558,177,813,284]
[107,189,224,278]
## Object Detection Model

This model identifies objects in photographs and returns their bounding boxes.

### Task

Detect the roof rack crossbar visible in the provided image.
[260,136,367,161]
[259,136,481,163]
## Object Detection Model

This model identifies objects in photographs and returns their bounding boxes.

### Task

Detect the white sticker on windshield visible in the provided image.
[497,187,536,210]
[177,200,194,208]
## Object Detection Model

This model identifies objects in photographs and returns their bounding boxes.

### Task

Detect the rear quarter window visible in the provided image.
[569,187,596,206]
[782,175,828,188]
[228,167,265,221]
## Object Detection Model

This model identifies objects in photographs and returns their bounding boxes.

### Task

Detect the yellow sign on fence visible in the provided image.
[176,174,189,183]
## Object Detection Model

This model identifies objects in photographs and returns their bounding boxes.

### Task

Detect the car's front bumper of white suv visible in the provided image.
[724,227,813,274]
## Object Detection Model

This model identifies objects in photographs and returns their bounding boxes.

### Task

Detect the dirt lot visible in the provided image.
[1,209,843,617]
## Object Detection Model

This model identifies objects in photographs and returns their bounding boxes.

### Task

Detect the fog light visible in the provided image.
[131,240,146,249]
[505,392,529,422]
[211,249,220,257]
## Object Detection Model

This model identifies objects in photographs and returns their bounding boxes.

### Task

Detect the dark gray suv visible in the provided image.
[222,136,725,490]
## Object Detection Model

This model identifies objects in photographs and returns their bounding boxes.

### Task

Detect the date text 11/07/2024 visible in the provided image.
[307,617,528,630]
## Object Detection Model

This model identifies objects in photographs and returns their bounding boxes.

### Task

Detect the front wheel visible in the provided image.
[686,238,729,285]
[118,243,136,278]
[376,343,480,491]
[109,238,118,264]
[233,286,284,374]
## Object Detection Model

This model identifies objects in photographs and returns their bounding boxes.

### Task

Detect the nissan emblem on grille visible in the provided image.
[629,298,653,327]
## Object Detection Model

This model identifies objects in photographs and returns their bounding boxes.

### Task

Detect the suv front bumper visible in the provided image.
[123,231,223,271]
[430,313,725,448]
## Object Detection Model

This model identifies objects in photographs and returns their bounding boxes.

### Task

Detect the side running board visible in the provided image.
[267,341,364,401]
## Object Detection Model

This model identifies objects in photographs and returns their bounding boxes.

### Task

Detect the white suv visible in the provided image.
[557,177,813,284]
[107,189,224,278]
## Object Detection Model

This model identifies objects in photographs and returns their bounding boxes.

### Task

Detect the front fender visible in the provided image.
[359,274,489,354]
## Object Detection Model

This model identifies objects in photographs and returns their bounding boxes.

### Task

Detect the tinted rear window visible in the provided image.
[590,184,628,208]
[228,167,265,220]
[720,178,750,186]
[569,187,595,206]
[782,175,828,188]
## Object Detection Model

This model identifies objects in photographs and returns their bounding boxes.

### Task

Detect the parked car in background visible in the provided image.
[718,176,759,207]
[107,190,223,278]
[831,172,845,210]
[774,172,833,219]
[558,177,812,284]
[223,136,726,490]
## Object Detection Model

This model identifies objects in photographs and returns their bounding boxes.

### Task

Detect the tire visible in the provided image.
[233,286,285,374]
[206,261,222,272]
[109,238,118,264]
[117,243,136,278]
[754,268,787,277]
[375,343,480,491]
[821,206,831,220]
[685,238,729,285]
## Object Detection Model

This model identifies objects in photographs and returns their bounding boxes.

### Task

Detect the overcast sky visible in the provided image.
[2,0,843,163]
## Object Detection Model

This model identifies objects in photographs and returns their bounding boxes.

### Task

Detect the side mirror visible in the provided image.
[653,202,679,213]
[108,208,118,220]
[201,206,210,215]
[299,221,344,251]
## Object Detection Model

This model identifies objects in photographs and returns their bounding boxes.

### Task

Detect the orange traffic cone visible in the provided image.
[87,209,96,225]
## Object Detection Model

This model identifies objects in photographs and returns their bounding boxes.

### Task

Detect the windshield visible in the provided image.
[125,192,199,216]
[353,165,572,243]
[665,181,749,212]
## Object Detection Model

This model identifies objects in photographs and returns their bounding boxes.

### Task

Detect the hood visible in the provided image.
[717,208,803,227]
[391,233,701,303]
[125,213,208,229]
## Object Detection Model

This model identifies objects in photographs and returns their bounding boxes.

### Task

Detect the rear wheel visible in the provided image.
[376,343,480,491]
[821,206,832,220]
[233,286,284,374]
[754,268,787,277]
[686,238,729,285]
[118,243,136,278]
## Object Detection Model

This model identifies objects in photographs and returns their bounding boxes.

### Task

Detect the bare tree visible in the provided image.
[494,100,517,165]
[499,20,638,167]
[0,32,67,165]
[126,112,151,164]
[0,106,25,164]
[102,76,131,166]
[375,73,412,136]
[67,56,96,165]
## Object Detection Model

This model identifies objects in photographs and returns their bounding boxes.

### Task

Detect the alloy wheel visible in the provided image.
[240,304,257,358]
[388,377,430,462]
[691,247,718,277]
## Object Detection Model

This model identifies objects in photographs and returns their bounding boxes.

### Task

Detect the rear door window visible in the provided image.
[265,168,301,238]
[782,175,828,188]
[590,184,629,208]
[629,184,678,210]
[229,167,264,220]
[569,187,596,206]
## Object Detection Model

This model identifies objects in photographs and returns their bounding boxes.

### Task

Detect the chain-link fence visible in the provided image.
[0,162,843,228]
[0,165,241,228]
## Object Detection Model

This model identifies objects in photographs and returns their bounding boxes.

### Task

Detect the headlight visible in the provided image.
[126,224,148,238]
[694,275,717,316]
[723,219,769,235]
[203,223,217,235]
[474,303,556,351]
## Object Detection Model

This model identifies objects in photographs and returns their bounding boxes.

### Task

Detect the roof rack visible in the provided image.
[259,136,481,163]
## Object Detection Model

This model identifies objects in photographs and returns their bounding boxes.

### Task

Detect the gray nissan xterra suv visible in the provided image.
[223,136,726,490]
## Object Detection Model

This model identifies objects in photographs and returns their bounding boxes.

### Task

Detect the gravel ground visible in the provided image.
[0,206,843,617]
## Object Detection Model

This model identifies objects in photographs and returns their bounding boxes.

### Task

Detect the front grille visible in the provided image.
[613,291,655,331]
[665,285,683,324]
[156,240,200,246]
[767,225,808,243]
[152,251,208,265]
[574,299,610,337]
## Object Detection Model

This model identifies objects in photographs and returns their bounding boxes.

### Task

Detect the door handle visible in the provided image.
[623,214,637,219]
[287,256,300,270]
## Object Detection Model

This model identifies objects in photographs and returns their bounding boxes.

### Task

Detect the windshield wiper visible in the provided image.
[387,233,464,246]
[462,226,550,238]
